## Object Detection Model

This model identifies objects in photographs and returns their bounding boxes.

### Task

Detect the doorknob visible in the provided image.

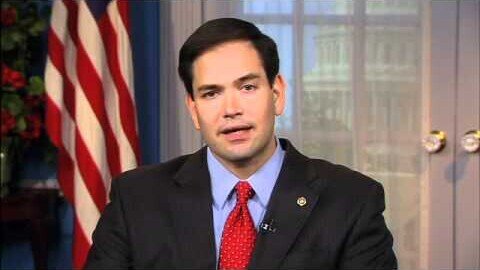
[461,130,480,153]
[422,130,447,153]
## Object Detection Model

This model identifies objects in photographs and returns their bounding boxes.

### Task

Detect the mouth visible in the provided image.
[220,124,253,142]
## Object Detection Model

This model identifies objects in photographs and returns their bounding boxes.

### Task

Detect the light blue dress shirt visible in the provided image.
[207,139,285,263]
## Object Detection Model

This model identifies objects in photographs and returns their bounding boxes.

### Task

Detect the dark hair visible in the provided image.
[178,18,279,98]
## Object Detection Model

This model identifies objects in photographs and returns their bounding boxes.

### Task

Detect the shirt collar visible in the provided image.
[208,138,285,210]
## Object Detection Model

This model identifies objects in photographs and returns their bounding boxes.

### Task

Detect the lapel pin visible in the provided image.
[297,196,307,207]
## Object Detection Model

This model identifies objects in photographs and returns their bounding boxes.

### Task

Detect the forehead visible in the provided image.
[192,41,265,87]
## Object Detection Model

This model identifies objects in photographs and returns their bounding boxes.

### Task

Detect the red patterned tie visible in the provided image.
[219,181,256,270]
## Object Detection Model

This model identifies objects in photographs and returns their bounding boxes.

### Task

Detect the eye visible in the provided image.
[242,84,257,91]
[201,90,219,99]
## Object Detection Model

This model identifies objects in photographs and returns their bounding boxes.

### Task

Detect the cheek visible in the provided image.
[249,99,276,126]
[196,104,221,130]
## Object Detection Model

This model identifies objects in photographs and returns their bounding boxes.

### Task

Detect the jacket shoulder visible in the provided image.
[113,153,192,190]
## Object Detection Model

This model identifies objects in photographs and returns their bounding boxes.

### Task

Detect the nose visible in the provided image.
[223,89,242,119]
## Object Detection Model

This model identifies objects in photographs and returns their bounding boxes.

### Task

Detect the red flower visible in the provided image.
[8,70,26,89]
[20,114,43,140]
[2,63,12,86]
[1,7,17,26]
[1,64,25,89]
[1,109,16,136]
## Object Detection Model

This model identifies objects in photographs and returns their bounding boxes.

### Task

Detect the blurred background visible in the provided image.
[1,1,478,269]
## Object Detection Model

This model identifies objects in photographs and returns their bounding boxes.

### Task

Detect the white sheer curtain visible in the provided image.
[160,1,427,268]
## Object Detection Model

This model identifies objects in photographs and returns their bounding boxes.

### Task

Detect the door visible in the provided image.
[430,1,479,269]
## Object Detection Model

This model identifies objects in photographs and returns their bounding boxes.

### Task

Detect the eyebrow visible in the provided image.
[196,73,261,93]
[233,73,261,88]
[197,84,221,93]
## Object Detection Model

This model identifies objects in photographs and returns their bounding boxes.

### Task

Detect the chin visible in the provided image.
[218,149,255,163]
[207,142,255,162]
[207,136,271,163]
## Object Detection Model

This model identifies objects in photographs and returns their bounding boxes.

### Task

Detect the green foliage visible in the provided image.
[16,116,27,132]
[1,94,24,116]
[29,19,46,36]
[1,0,47,68]
[1,30,16,50]
[1,0,54,165]
[25,76,45,95]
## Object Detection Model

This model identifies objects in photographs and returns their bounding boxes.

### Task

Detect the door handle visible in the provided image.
[423,130,447,153]
[461,130,480,153]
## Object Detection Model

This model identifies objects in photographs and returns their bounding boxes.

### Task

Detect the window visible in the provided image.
[203,1,424,268]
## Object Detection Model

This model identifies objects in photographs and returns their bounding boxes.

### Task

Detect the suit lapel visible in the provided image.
[249,139,327,269]
[171,148,217,269]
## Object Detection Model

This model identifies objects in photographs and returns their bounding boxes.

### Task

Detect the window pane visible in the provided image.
[366,0,419,15]
[243,0,293,14]
[364,22,422,269]
[302,25,354,166]
[304,0,353,15]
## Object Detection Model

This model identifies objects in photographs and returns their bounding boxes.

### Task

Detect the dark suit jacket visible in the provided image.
[85,139,397,269]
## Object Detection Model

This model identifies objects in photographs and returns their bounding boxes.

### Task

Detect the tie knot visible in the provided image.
[235,181,254,204]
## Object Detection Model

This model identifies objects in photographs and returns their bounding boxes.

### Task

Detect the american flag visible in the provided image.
[45,0,140,267]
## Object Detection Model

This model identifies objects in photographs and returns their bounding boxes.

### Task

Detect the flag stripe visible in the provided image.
[48,14,109,210]
[116,0,131,37]
[74,162,102,239]
[74,127,108,210]
[45,61,75,202]
[58,0,113,195]
[75,1,123,177]
[73,216,94,268]
[101,6,140,166]
[45,61,63,146]
[84,13,137,173]
[114,1,135,100]
[57,146,76,204]
[45,0,140,267]
[77,0,137,173]
[46,30,76,121]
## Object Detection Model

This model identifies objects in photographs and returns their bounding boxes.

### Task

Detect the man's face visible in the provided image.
[186,41,286,164]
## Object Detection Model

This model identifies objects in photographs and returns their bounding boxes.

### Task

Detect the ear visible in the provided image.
[272,74,286,116]
[185,94,200,130]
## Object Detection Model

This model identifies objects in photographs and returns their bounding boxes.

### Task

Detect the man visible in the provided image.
[86,18,397,269]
